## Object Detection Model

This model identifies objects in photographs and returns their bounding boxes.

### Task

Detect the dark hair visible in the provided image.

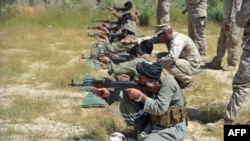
[124,1,133,9]
[129,40,153,55]
[129,44,146,56]
[140,40,153,54]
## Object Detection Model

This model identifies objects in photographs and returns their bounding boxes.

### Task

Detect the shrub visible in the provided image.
[207,0,223,22]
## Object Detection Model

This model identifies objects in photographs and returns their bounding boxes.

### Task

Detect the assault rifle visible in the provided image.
[82,52,130,64]
[87,32,123,38]
[87,32,124,43]
[103,7,126,12]
[113,7,126,12]
[92,19,119,25]
[69,78,161,93]
[86,26,119,32]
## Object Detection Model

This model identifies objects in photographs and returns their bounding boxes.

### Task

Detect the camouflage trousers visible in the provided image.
[165,58,200,86]
[157,0,171,25]
[188,16,207,56]
[213,22,240,66]
[224,47,250,121]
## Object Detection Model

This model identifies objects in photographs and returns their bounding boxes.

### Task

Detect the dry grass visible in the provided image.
[0,3,249,141]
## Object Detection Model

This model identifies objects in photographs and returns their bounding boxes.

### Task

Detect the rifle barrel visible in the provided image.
[69,78,161,93]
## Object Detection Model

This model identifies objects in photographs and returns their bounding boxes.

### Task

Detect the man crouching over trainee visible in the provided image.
[126,62,187,141]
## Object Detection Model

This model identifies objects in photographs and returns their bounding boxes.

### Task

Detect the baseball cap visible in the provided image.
[155,24,172,36]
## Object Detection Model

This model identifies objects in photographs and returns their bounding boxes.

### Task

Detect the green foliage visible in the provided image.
[98,0,115,9]
[0,0,224,27]
[207,0,223,22]
[133,0,156,26]
[44,2,92,28]
[0,3,15,24]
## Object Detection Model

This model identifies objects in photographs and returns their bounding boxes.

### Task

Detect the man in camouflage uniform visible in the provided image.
[124,25,201,92]
[205,0,242,71]
[157,0,171,26]
[182,0,208,58]
[206,0,250,130]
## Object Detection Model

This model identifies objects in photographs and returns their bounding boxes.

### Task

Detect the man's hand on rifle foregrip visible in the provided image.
[107,7,116,13]
[98,56,110,64]
[120,39,136,45]
[93,87,111,98]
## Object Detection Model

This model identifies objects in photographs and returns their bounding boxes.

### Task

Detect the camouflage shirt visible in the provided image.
[136,32,201,68]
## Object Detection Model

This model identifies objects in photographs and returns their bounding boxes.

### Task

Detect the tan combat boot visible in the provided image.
[206,118,232,131]
[223,65,237,71]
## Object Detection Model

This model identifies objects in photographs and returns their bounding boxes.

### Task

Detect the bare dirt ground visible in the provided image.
[0,65,241,141]
[1,45,250,141]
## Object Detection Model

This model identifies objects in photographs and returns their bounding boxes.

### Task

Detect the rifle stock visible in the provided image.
[69,78,161,93]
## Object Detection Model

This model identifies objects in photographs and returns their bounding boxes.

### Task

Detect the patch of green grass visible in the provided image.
[0,127,23,141]
[0,128,47,141]
[0,51,28,84]
[52,101,127,140]
[198,102,226,123]
[26,130,46,141]
[234,107,250,124]
[185,71,231,106]
[0,95,56,123]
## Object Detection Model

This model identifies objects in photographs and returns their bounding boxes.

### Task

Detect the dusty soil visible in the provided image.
[1,47,250,141]
[0,66,239,141]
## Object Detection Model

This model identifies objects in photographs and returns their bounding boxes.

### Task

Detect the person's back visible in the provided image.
[166,32,201,65]
[155,26,201,91]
